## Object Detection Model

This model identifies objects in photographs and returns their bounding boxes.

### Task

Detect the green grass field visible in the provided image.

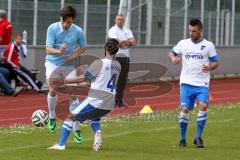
[0,104,240,160]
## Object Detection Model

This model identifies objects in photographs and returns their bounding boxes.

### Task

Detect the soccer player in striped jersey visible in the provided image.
[48,38,121,151]
[168,19,219,148]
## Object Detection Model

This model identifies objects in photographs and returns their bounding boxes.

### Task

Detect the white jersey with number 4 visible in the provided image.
[172,38,219,87]
[84,58,121,110]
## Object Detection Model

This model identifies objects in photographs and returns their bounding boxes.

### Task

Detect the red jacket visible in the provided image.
[3,42,20,68]
[0,19,12,45]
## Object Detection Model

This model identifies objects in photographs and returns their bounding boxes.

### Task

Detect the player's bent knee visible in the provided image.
[199,102,208,111]
[66,113,76,121]
[181,107,190,113]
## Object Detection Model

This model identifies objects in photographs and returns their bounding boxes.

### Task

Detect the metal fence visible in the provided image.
[0,0,240,46]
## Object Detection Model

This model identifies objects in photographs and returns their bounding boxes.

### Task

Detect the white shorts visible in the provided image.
[45,61,76,80]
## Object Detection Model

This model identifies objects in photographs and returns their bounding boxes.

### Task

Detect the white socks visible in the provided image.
[73,121,80,131]
[47,94,58,119]
[70,99,80,132]
[48,94,80,132]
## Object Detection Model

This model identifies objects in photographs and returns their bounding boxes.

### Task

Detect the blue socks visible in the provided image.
[59,119,73,146]
[90,119,100,134]
[179,110,207,141]
[179,112,189,140]
[196,110,207,139]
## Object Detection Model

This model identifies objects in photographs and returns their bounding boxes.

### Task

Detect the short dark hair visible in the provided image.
[104,38,119,55]
[60,5,76,20]
[15,32,23,38]
[189,19,203,29]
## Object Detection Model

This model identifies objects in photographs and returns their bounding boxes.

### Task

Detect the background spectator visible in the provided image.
[0,9,12,55]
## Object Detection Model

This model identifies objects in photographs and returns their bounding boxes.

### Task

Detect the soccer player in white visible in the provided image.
[168,19,219,148]
[48,38,121,151]
[45,5,86,143]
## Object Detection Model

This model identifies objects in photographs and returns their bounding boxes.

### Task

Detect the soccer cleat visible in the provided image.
[73,130,83,144]
[48,118,56,133]
[194,138,204,148]
[93,130,102,151]
[48,144,65,150]
[179,139,187,147]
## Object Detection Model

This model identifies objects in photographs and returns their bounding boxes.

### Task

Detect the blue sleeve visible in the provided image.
[209,55,219,62]
[84,71,94,81]
[77,29,86,48]
[169,48,178,56]
[46,25,55,48]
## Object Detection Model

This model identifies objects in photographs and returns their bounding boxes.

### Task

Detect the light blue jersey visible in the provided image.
[46,22,86,66]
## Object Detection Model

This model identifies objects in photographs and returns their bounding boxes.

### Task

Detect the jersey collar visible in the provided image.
[58,22,73,32]
[191,38,204,44]
[115,24,125,31]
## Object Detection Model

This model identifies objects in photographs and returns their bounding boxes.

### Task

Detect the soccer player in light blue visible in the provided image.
[168,19,219,148]
[48,38,121,151]
[45,5,86,143]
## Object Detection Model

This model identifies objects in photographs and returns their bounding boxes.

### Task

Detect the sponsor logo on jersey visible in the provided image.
[201,45,206,50]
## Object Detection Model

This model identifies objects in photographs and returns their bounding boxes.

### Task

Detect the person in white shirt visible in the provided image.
[108,14,136,107]
[168,19,219,148]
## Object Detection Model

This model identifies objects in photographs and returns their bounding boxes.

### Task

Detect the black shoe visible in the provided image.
[116,99,128,108]
[115,98,122,108]
[117,100,123,108]
[36,80,43,89]
[194,138,204,148]
[179,139,187,147]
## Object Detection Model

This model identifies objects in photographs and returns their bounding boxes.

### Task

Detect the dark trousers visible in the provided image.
[115,57,129,103]
[0,63,19,83]
[14,65,41,91]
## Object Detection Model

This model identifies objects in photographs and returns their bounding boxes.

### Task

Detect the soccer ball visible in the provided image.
[31,110,49,127]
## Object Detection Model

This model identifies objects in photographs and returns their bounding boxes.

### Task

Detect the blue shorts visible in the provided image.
[70,99,111,123]
[180,83,209,110]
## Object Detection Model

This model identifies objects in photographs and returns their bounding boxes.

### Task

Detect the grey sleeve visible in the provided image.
[84,59,103,80]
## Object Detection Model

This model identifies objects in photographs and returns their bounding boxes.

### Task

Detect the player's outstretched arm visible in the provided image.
[168,52,181,65]
[64,75,85,84]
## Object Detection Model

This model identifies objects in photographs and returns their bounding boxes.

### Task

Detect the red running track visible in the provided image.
[0,78,239,126]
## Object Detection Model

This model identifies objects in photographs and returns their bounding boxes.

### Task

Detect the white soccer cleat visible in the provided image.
[48,144,65,150]
[93,130,102,151]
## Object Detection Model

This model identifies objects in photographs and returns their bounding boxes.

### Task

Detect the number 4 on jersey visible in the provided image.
[107,74,117,92]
